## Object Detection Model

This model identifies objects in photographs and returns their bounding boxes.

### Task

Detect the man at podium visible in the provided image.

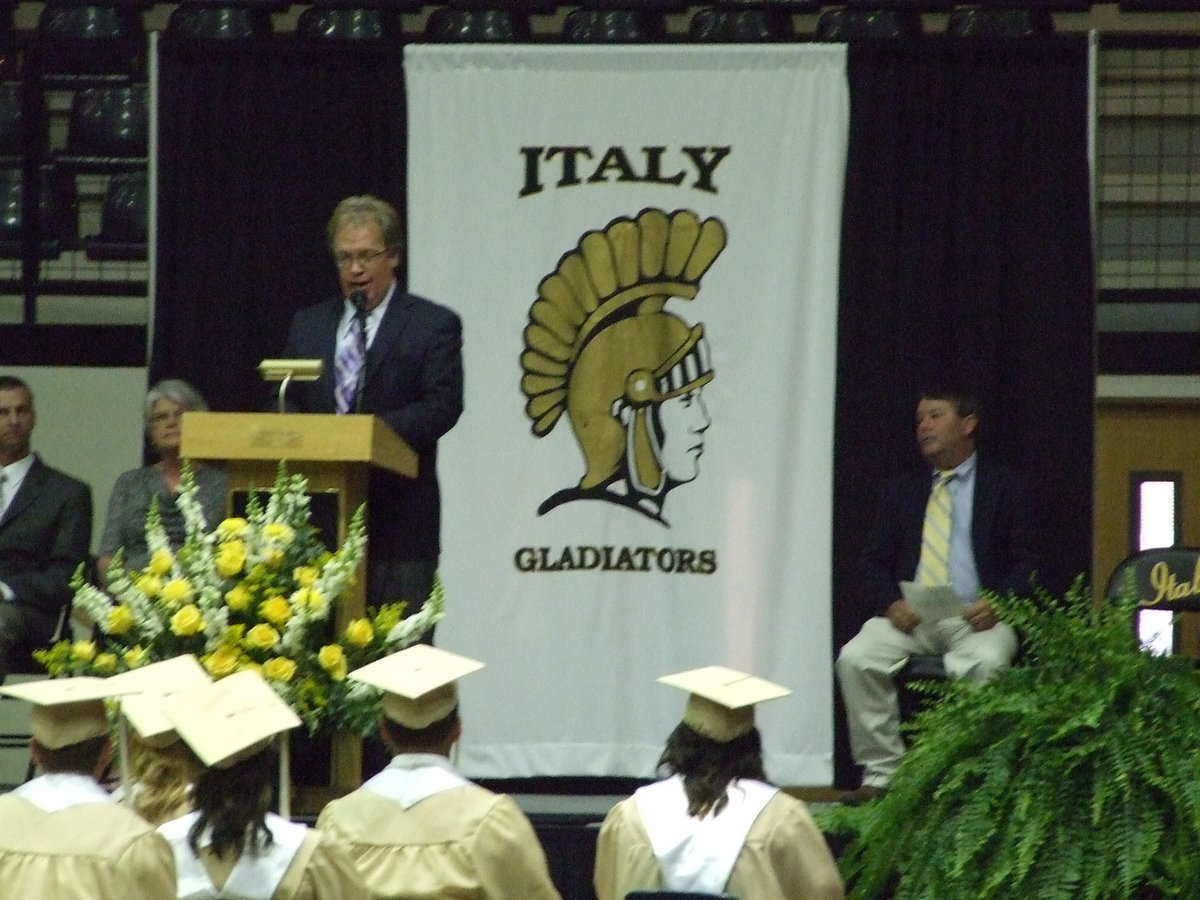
[278,195,463,626]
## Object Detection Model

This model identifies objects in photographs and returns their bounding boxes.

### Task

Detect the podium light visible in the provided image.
[259,358,323,413]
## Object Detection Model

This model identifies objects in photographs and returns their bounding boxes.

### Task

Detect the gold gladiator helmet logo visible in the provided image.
[520,208,727,524]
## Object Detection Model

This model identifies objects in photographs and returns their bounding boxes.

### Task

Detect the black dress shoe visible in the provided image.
[839,785,888,805]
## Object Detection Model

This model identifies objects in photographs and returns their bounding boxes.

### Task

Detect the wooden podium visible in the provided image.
[180,411,418,813]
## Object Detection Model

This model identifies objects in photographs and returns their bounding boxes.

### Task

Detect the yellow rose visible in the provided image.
[214,540,247,578]
[71,640,96,663]
[245,623,280,651]
[105,604,135,636]
[263,549,284,569]
[203,645,241,678]
[170,604,205,637]
[92,652,118,674]
[147,548,174,576]
[343,618,374,648]
[259,596,292,627]
[262,656,297,682]
[123,646,149,668]
[317,644,348,681]
[291,587,327,616]
[160,578,194,608]
[225,583,252,612]
[262,523,294,546]
[293,566,319,587]
[137,574,163,598]
[215,517,249,539]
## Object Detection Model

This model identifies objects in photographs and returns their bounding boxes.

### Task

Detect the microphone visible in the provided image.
[348,291,369,413]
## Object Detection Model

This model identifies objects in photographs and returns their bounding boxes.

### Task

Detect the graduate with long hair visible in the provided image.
[593,666,844,900]
[160,671,368,900]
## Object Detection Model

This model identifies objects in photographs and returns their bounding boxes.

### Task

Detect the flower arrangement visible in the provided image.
[35,462,444,737]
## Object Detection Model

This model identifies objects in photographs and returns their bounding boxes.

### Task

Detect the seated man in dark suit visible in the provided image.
[0,375,92,680]
[835,388,1039,803]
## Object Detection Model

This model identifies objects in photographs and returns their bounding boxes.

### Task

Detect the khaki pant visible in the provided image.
[835,614,1017,787]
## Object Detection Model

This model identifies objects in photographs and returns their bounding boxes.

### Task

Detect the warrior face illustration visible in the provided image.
[634,378,712,489]
[520,209,726,524]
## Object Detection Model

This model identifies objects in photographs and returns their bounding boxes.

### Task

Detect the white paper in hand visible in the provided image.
[900,581,965,623]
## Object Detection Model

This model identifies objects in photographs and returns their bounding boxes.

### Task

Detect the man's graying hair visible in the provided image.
[326,195,404,255]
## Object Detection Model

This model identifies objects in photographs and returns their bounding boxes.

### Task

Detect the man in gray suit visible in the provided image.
[0,375,92,680]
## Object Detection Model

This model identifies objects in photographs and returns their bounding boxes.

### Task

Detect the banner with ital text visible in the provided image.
[405,44,848,785]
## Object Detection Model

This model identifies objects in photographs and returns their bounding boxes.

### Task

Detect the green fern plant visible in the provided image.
[818,578,1200,899]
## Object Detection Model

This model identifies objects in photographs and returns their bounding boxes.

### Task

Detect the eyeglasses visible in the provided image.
[334,248,391,269]
[149,410,185,425]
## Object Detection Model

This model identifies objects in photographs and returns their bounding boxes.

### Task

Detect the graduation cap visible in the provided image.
[165,670,301,768]
[0,677,139,750]
[349,644,484,730]
[657,665,792,743]
[108,655,211,748]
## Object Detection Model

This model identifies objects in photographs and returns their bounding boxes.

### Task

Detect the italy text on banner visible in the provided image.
[405,44,848,785]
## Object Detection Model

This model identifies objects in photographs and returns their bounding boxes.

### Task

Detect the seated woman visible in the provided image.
[98,379,227,577]
[160,670,369,900]
[593,666,845,900]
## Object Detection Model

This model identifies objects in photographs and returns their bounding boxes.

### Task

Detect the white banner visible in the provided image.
[406,44,848,785]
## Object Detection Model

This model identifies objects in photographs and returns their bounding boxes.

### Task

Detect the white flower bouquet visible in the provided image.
[36,462,444,736]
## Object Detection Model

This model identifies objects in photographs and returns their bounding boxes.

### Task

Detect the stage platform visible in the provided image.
[508,792,624,900]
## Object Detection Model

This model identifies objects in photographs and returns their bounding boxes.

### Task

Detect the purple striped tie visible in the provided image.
[334,319,364,414]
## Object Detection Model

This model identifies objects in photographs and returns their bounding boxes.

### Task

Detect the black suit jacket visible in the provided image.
[280,290,464,560]
[857,458,1040,620]
[0,455,93,616]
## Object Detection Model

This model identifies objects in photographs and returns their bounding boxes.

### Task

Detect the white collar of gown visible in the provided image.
[158,810,308,900]
[12,773,111,811]
[362,753,470,810]
[634,775,777,894]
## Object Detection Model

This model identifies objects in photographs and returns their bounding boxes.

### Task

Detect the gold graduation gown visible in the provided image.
[159,810,369,900]
[594,783,844,900]
[317,754,561,900]
[0,774,176,899]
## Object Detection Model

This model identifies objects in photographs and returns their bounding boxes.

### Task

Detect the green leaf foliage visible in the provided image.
[817,577,1200,899]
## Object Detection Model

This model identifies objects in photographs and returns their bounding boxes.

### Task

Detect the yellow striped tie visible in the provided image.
[917,472,954,586]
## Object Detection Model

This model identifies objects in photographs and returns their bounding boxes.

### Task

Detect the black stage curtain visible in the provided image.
[152,39,406,413]
[832,38,1095,784]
